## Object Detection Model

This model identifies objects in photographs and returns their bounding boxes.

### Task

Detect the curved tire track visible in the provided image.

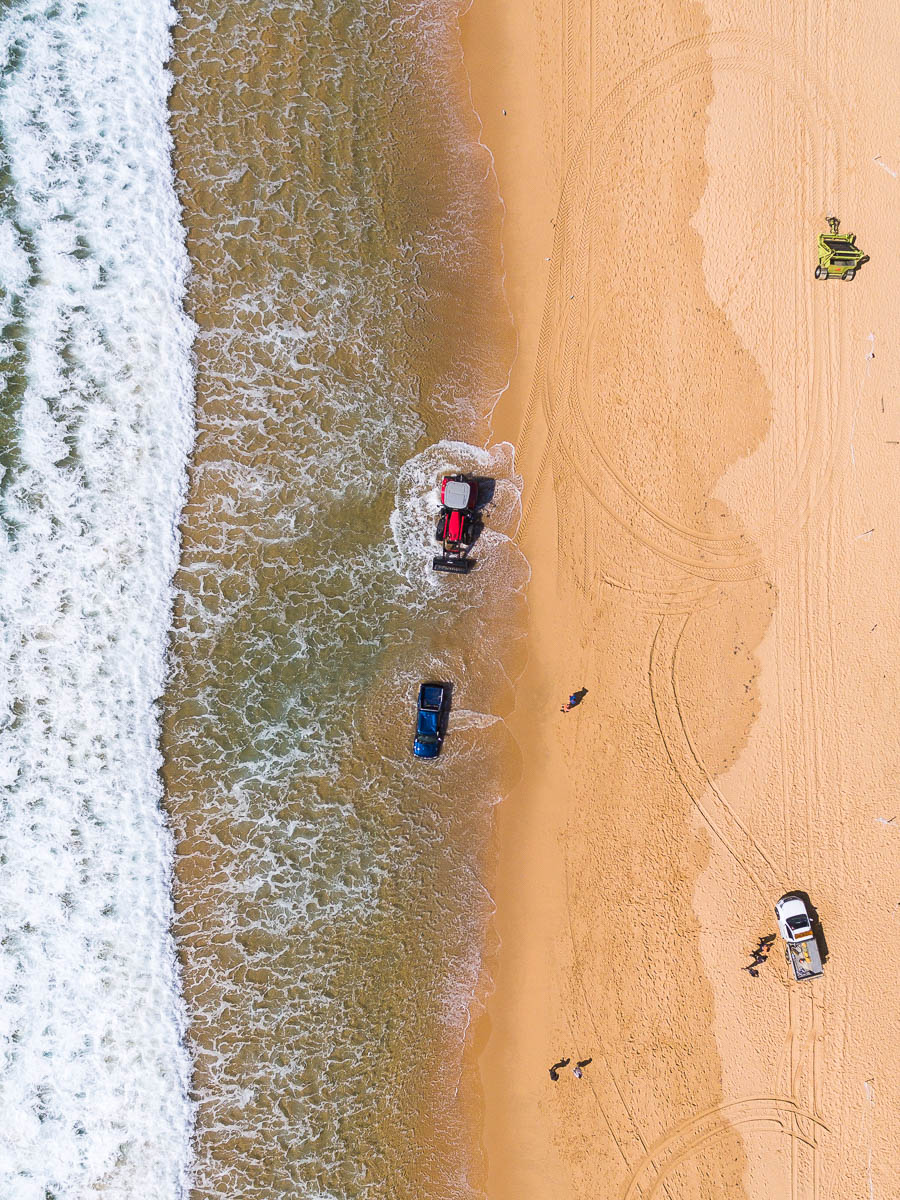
[516,32,848,603]
[649,611,784,898]
[620,1095,828,1200]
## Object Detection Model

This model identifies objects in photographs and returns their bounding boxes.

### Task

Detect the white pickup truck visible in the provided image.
[775,894,824,981]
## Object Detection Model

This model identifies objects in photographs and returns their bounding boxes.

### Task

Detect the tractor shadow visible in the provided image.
[464,476,496,553]
[472,476,497,510]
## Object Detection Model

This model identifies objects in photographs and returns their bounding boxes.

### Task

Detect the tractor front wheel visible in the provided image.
[815,266,827,279]
[843,269,856,281]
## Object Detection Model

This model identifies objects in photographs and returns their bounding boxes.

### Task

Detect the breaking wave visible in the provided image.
[0,2,195,1196]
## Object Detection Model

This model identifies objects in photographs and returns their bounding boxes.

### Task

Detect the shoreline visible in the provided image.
[460,3,574,1196]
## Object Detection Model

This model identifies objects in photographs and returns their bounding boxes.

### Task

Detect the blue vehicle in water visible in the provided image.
[413,682,451,758]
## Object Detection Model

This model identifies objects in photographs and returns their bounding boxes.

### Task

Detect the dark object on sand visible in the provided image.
[549,1056,570,1081]
[744,932,776,972]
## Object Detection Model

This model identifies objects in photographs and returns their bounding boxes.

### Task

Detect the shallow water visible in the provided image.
[0,2,194,1196]
[165,2,521,1196]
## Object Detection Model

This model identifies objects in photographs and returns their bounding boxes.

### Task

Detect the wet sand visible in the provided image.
[465,0,900,1196]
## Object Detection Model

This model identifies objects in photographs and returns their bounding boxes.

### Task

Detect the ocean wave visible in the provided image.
[0,2,194,1196]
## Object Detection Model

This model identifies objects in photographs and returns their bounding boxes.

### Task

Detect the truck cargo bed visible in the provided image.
[786,937,823,981]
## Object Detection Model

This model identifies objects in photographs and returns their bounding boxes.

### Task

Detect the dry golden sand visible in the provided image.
[464,0,900,1197]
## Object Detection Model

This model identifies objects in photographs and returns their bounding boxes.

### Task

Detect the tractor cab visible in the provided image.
[816,216,868,280]
[432,474,480,575]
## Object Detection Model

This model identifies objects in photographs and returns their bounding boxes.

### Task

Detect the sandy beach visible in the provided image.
[464,0,900,1196]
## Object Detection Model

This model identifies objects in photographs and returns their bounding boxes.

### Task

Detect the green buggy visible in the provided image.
[815,216,868,281]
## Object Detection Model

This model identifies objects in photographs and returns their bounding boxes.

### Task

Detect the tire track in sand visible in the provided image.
[516,33,848,605]
[651,593,829,1198]
[649,611,783,899]
[541,26,844,1196]
[619,1094,829,1200]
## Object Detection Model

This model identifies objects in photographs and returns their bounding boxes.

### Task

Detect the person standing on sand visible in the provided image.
[561,688,588,713]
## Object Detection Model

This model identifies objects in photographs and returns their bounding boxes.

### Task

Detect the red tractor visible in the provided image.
[432,475,479,574]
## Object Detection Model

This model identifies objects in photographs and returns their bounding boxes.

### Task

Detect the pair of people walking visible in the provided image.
[549,1056,592,1081]
[743,933,776,977]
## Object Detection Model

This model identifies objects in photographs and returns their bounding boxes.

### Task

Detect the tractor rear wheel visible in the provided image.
[843,269,856,281]
[815,266,827,279]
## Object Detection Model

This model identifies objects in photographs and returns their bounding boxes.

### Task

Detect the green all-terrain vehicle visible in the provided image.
[815,216,868,281]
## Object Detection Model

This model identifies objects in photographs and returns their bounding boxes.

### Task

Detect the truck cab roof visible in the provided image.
[443,479,473,510]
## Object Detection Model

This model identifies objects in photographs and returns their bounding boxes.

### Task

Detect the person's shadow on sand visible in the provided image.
[548,1057,570,1081]
[570,687,588,707]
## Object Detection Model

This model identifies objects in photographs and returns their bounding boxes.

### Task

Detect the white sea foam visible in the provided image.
[0,2,194,1196]
[446,709,500,732]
